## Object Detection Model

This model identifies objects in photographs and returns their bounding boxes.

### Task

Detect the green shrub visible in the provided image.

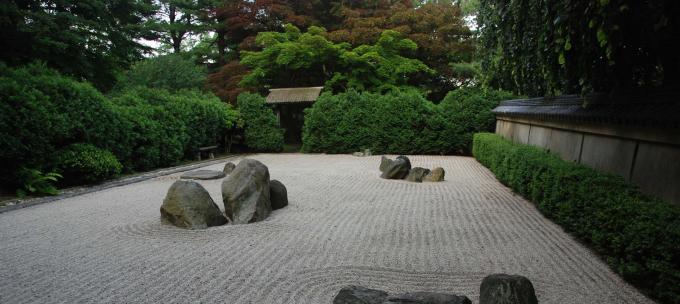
[472,133,680,303]
[111,87,239,171]
[0,63,121,188]
[440,87,516,153]
[115,54,207,92]
[52,144,122,185]
[236,93,284,152]
[301,88,514,154]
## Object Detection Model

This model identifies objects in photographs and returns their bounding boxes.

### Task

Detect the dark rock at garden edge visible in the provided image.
[423,167,445,182]
[180,169,226,180]
[405,167,431,183]
[379,156,392,172]
[270,179,288,210]
[380,155,411,179]
[221,159,272,224]
[479,274,538,304]
[333,285,388,304]
[387,292,472,304]
[160,180,227,229]
[223,162,236,174]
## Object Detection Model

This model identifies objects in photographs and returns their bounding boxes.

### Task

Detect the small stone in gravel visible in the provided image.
[423,167,445,182]
[353,152,364,157]
[223,162,236,174]
[180,170,226,180]
[388,292,472,304]
[222,159,271,224]
[333,285,388,304]
[269,180,288,210]
[160,180,227,229]
[405,167,431,183]
[380,155,411,179]
[479,274,538,304]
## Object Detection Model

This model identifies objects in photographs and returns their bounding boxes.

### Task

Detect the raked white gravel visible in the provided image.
[0,154,654,304]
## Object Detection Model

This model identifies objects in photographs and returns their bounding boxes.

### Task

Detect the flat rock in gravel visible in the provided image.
[333,286,388,304]
[223,162,236,174]
[160,180,227,229]
[423,167,445,182]
[405,167,431,183]
[380,155,411,179]
[269,179,288,210]
[479,274,538,304]
[387,292,472,304]
[180,170,226,180]
[221,159,271,224]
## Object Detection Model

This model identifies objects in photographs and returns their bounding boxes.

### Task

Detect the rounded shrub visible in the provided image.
[301,88,513,155]
[236,93,284,152]
[52,144,122,185]
[0,62,122,188]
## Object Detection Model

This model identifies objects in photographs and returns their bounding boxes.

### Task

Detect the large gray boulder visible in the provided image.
[221,159,272,224]
[223,162,236,174]
[405,167,431,183]
[379,156,392,172]
[479,274,538,304]
[333,286,388,304]
[423,167,445,182]
[180,170,225,180]
[380,155,411,179]
[387,292,472,304]
[269,179,288,210]
[160,180,227,229]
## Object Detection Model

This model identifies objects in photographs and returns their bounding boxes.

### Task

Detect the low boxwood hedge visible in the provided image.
[472,133,680,304]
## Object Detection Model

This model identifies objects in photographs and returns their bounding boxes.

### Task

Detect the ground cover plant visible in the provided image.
[472,133,680,304]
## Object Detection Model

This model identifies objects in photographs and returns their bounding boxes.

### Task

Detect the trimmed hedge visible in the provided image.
[236,93,284,152]
[1,63,239,189]
[52,144,122,185]
[0,63,121,188]
[472,133,680,304]
[301,88,514,154]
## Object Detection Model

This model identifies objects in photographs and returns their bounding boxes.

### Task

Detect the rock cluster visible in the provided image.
[160,159,288,229]
[379,156,445,182]
[334,274,537,304]
[353,149,373,157]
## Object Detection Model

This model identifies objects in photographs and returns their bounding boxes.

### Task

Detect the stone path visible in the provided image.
[0,154,654,304]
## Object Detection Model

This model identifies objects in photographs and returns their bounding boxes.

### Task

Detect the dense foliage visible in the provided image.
[302,88,513,155]
[239,25,433,94]
[0,64,238,190]
[206,1,476,102]
[115,54,207,92]
[478,0,680,97]
[0,0,156,91]
[473,133,680,304]
[111,87,239,171]
[0,63,121,188]
[236,93,284,152]
[52,144,123,185]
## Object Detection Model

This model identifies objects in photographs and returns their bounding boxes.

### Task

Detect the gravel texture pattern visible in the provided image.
[0,154,654,304]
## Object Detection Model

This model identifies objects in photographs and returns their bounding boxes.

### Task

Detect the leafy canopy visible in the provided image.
[239,24,433,93]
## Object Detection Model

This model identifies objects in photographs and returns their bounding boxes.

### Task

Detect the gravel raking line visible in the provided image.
[0,154,654,304]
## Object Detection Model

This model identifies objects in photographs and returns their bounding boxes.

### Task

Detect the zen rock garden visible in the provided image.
[160,159,288,228]
[334,274,538,304]
[380,155,445,182]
